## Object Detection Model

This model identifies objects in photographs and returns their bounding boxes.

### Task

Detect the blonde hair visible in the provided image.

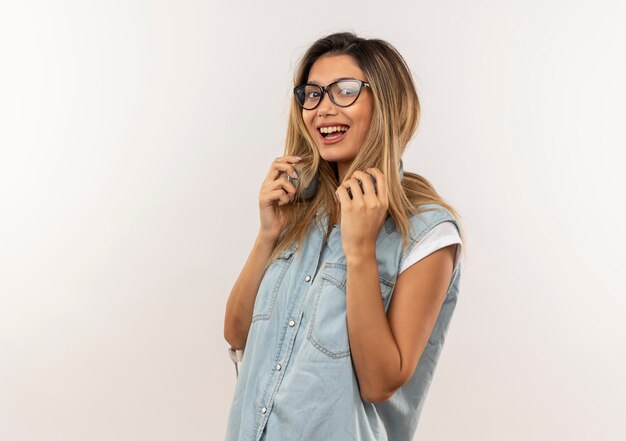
[266,32,466,269]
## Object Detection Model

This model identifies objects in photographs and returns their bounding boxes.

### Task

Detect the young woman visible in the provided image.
[224,32,466,441]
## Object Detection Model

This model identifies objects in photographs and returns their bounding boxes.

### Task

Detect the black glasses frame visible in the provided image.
[293,79,371,110]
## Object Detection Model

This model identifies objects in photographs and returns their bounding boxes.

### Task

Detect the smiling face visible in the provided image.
[302,54,374,182]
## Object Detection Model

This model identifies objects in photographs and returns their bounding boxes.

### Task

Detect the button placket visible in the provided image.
[260,237,323,437]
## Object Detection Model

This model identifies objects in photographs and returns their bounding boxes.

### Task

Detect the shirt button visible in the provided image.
[276,363,282,371]
[288,320,295,327]
[305,275,311,282]
[261,407,267,414]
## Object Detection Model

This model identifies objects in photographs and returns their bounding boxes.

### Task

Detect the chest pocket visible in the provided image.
[307,262,394,358]
[252,245,297,322]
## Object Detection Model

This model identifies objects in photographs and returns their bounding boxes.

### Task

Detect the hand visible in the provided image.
[258,155,302,240]
[335,168,389,259]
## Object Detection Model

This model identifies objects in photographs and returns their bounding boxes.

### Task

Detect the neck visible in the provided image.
[337,162,348,182]
[331,204,341,225]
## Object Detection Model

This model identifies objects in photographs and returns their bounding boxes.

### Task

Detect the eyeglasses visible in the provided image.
[293,79,371,110]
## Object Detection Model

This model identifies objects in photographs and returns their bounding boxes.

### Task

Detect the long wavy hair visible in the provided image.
[266,32,466,269]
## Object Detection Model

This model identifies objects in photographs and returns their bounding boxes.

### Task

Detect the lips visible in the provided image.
[318,128,348,144]
[317,123,350,133]
[316,124,350,145]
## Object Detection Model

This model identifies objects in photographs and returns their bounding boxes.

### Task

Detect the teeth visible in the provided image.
[319,126,349,134]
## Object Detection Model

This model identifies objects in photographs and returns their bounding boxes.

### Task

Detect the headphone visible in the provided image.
[286,159,404,201]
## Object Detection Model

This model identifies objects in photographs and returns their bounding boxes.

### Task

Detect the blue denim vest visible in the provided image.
[225,203,462,441]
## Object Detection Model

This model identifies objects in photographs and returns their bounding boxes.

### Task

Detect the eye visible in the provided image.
[334,81,360,96]
[338,87,358,96]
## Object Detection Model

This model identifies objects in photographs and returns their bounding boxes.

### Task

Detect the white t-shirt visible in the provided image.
[399,221,462,274]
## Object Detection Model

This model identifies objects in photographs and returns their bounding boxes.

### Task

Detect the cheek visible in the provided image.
[360,115,373,137]
[354,126,368,142]
[306,122,316,136]
[304,114,315,133]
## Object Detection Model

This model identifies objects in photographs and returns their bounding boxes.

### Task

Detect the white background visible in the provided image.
[1,1,625,440]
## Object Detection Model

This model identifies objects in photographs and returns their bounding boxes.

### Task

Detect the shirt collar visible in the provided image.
[314,206,396,235]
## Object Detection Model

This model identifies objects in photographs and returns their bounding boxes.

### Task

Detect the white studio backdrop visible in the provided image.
[1,1,624,440]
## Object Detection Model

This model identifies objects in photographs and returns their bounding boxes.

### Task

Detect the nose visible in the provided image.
[317,89,336,115]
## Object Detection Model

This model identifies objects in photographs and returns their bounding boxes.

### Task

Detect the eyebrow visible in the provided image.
[307,77,356,85]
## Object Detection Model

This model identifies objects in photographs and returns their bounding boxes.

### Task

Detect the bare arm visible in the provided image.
[335,167,457,402]
[346,244,456,403]
[224,154,301,349]
[223,232,279,350]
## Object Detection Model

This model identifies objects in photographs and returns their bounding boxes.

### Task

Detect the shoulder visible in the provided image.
[398,204,460,269]
[407,203,460,241]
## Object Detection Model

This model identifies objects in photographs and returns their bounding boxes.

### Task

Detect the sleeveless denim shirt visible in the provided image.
[225,203,462,441]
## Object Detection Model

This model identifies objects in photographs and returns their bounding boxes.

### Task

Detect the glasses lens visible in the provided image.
[295,85,322,109]
[329,81,361,107]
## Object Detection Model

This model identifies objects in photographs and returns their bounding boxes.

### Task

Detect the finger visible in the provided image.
[268,188,291,205]
[343,178,365,206]
[276,154,304,163]
[335,183,350,205]
[261,178,296,205]
[351,170,377,200]
[366,167,387,205]
[266,156,303,181]
[266,162,299,184]
[270,176,297,197]
[278,175,298,196]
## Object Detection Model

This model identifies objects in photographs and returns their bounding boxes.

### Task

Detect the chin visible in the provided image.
[318,146,355,160]
[319,154,348,165]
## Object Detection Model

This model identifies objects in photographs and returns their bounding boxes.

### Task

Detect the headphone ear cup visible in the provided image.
[286,166,319,201]
[300,172,319,200]
[288,161,401,202]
